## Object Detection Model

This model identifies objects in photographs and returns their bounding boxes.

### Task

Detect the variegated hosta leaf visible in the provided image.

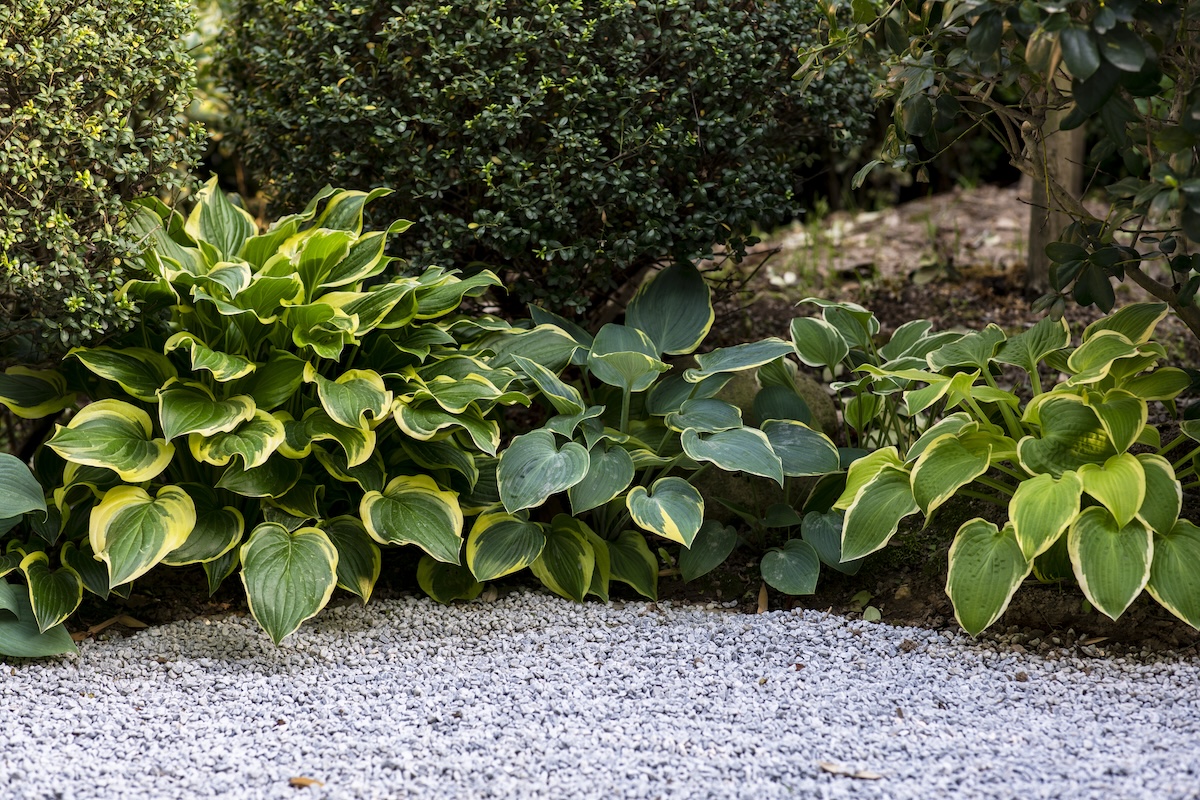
[833,447,904,510]
[587,324,670,393]
[0,453,47,520]
[1065,330,1140,385]
[1016,395,1116,477]
[414,270,502,319]
[394,403,501,456]
[665,399,742,434]
[322,516,382,603]
[761,420,841,477]
[90,485,196,586]
[790,316,849,368]
[417,556,483,604]
[240,523,338,644]
[67,346,177,402]
[606,530,658,601]
[1146,520,1200,628]
[279,408,376,468]
[404,374,518,416]
[315,448,387,493]
[1068,507,1152,620]
[20,551,83,633]
[236,273,305,323]
[626,477,704,547]
[1082,302,1167,345]
[0,366,74,419]
[311,186,393,233]
[529,515,595,603]
[189,409,286,469]
[946,520,1032,636]
[475,324,582,374]
[760,539,821,596]
[1082,389,1146,454]
[510,354,584,416]
[1078,453,1145,529]
[644,372,730,416]
[231,350,308,411]
[465,513,546,582]
[909,435,992,515]
[581,524,612,602]
[681,427,784,486]
[304,365,392,430]
[216,454,303,499]
[401,438,476,486]
[993,315,1071,378]
[158,381,256,441]
[162,487,244,566]
[311,282,417,334]
[624,262,714,356]
[926,324,1006,372]
[164,332,257,381]
[496,430,589,513]
[47,400,175,483]
[1136,454,1181,535]
[840,465,920,561]
[568,444,635,516]
[60,540,111,599]
[361,475,464,564]
[683,339,796,382]
[286,303,359,360]
[1010,471,1083,560]
[679,520,738,582]
[185,176,257,260]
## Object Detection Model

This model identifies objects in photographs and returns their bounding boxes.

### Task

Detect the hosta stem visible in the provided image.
[619,389,631,435]
[974,474,1016,497]
[1171,445,1200,472]
[956,488,1007,508]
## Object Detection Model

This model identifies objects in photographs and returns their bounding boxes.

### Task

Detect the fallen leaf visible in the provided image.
[288,777,324,789]
[819,761,884,780]
[1080,636,1108,646]
[757,582,768,614]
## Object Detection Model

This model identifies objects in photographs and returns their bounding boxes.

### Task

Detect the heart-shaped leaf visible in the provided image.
[681,427,784,486]
[625,262,714,356]
[679,520,738,582]
[587,324,670,393]
[761,539,821,595]
[910,435,991,515]
[466,513,546,582]
[19,551,82,633]
[1146,520,1200,627]
[1083,389,1146,453]
[305,366,392,430]
[322,516,381,602]
[510,354,584,416]
[217,454,303,498]
[529,516,595,602]
[626,477,704,547]
[840,465,919,560]
[47,400,174,483]
[833,447,904,510]
[568,445,635,516]
[240,523,338,644]
[60,540,111,599]
[946,520,1032,636]
[1010,471,1083,560]
[1069,507,1152,620]
[993,315,1071,378]
[161,489,244,566]
[477,324,582,374]
[90,485,196,586]
[790,316,849,368]
[189,409,286,469]
[394,403,500,455]
[1079,453,1145,528]
[927,324,1006,371]
[753,386,812,425]
[1065,330,1140,385]
[1017,395,1116,477]
[497,430,589,513]
[417,556,483,604]
[607,530,658,600]
[158,381,256,441]
[1136,454,1181,534]
[801,510,863,575]
[760,420,840,477]
[1083,303,1167,345]
[361,475,464,564]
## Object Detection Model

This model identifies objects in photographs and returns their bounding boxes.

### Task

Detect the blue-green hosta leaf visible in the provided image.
[216,454,303,498]
[840,465,919,560]
[1065,330,1140,385]
[679,520,738,582]
[797,298,879,347]
[0,579,77,658]
[162,487,244,566]
[0,366,74,419]
[790,316,849,368]
[681,428,784,486]
[1078,453,1145,528]
[1083,389,1146,453]
[761,539,821,595]
[909,435,992,515]
[993,315,1071,377]
[644,372,730,415]
[189,409,285,469]
[475,324,582,374]
[163,333,256,382]
[240,523,338,644]
[801,511,863,575]
[314,448,387,494]
[627,477,704,547]
[1069,507,1152,620]
[878,319,935,361]
[587,324,670,393]
[946,520,1032,636]
[465,513,546,582]
[361,475,464,564]
[19,551,82,633]
[90,485,196,586]
[1010,471,1083,560]
[47,400,174,483]
[157,381,256,441]
[759,420,840,477]
[1136,454,1181,535]
[400,438,475,487]
[66,347,177,403]
[1146,520,1200,627]
[510,354,583,416]
[304,366,392,431]
[529,516,595,602]
[528,305,594,354]
[568,444,635,515]
[833,447,904,510]
[1083,302,1167,345]
[231,350,307,411]
[0,453,46,520]
[394,403,500,456]
[1017,395,1116,477]
[625,262,714,356]
[414,270,502,319]
[497,430,589,513]
[322,516,381,603]
[753,386,812,425]
[185,176,257,260]
[926,324,1006,372]
[417,556,483,604]
[683,339,796,382]
[60,540,110,599]
[665,398,742,434]
[607,530,658,600]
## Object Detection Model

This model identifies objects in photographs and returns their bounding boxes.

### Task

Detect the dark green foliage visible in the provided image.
[0,0,205,355]
[221,0,875,316]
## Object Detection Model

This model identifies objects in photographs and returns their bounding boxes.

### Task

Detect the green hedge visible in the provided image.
[221,0,875,316]
[0,0,203,356]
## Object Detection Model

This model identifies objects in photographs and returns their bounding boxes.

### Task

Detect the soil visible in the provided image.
[68,182,1200,656]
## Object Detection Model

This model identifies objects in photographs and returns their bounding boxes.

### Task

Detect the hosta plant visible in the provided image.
[832,303,1200,635]
[0,181,542,646]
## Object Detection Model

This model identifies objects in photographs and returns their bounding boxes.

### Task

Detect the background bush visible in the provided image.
[0,0,204,358]
[221,0,876,318]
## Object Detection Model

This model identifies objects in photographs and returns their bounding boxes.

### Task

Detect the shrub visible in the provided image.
[220,0,876,317]
[0,0,205,355]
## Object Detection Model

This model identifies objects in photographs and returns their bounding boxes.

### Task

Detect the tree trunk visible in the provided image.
[1025,102,1086,294]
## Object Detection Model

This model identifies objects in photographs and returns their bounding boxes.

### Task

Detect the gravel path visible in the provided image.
[3,591,1199,800]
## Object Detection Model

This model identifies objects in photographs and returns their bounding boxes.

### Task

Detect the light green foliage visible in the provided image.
[0,0,204,353]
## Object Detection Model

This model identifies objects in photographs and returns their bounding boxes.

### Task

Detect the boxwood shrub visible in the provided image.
[0,0,204,356]
[221,0,875,316]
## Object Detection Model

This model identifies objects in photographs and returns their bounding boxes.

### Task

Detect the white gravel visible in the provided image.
[3,590,1199,800]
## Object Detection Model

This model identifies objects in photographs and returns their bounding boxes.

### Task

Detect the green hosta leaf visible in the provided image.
[158,381,256,441]
[47,400,174,482]
[1079,453,1145,528]
[579,523,611,602]
[840,466,919,561]
[927,324,1006,372]
[465,513,546,582]
[1010,471,1083,560]
[1136,454,1181,534]
[497,430,589,513]
[61,540,111,599]
[993,316,1071,377]
[844,392,883,433]
[0,367,74,419]
[607,530,658,600]
[627,477,704,547]
[878,319,934,361]
[0,453,46,520]
[163,333,256,381]
[625,262,714,356]
[529,516,595,602]
[67,347,177,403]
[1066,331,1140,385]
[400,439,475,487]
[1083,303,1168,345]
[946,520,1032,636]
[204,549,240,596]
[417,556,483,604]
[681,428,784,486]
[361,475,464,564]
[801,511,863,575]
[283,409,376,468]
[186,176,257,259]
[1069,507,1152,620]
[240,523,338,644]
[394,403,500,456]
[414,270,502,319]
[510,354,584,416]
[1121,368,1191,402]
[162,489,244,566]
[904,413,973,463]
[322,516,381,603]
[753,386,812,425]
[305,366,392,430]
[1146,520,1200,627]
[679,520,737,582]
[216,454,303,498]
[790,316,849,368]
[665,399,742,434]
[0,580,77,658]
[587,324,669,393]
[909,435,991,515]
[189,409,285,469]
[1017,395,1115,477]
[232,350,308,411]
[19,551,82,633]
[568,445,635,515]
[477,324,582,374]
[761,539,821,595]
[1083,389,1146,453]
[90,485,196,586]
[834,447,904,510]
[683,339,795,382]
[759,420,840,477]
[236,273,305,322]
[798,298,879,347]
